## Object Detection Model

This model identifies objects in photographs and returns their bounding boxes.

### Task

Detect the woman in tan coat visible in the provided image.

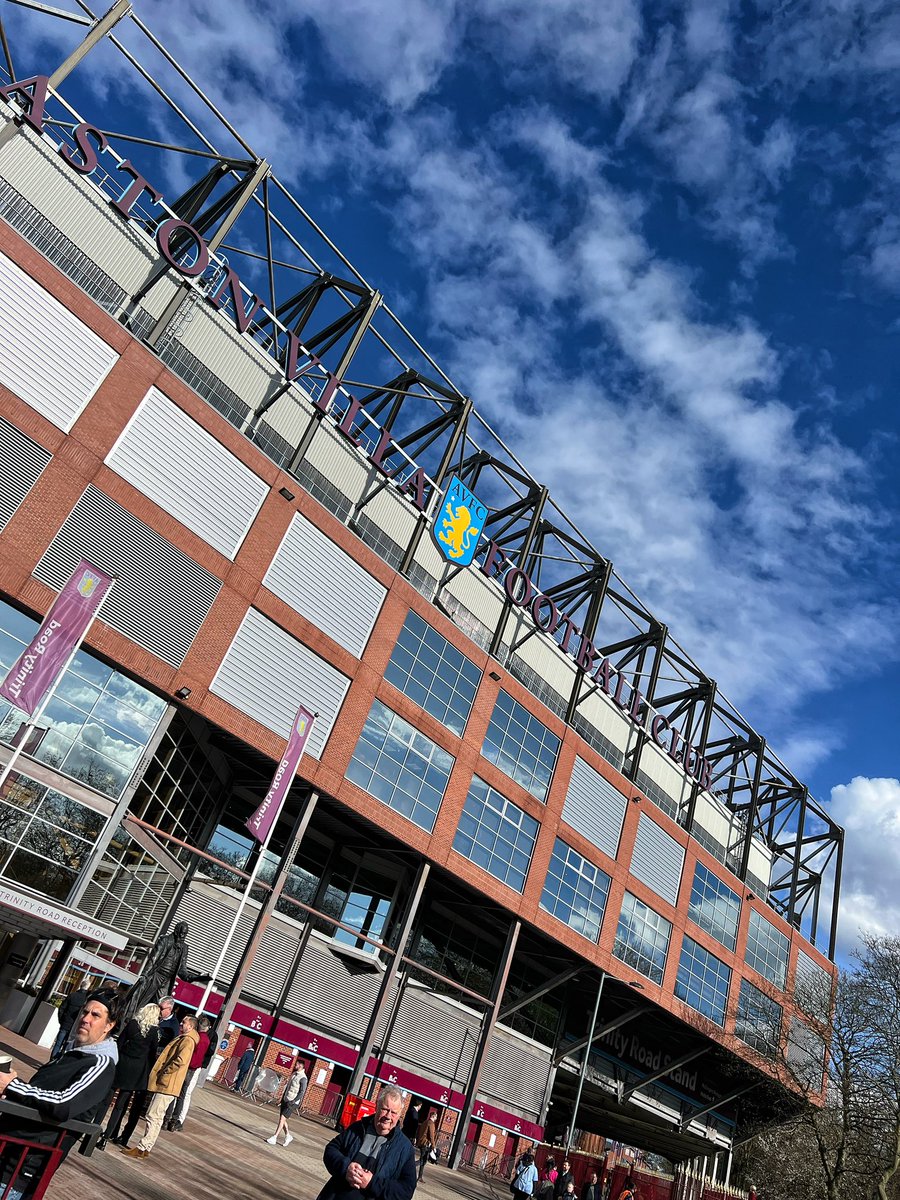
[123,1014,199,1160]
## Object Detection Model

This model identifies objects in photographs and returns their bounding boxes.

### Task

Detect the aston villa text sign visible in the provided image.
[0,76,434,516]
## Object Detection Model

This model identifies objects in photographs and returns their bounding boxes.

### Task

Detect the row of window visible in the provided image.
[346,688,793,1045]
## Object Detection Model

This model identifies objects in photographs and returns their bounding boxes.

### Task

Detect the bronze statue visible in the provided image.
[124,922,207,1017]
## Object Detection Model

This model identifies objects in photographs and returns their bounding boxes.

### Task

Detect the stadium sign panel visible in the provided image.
[0,76,709,790]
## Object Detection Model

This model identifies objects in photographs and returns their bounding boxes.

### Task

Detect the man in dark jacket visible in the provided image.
[0,990,120,1197]
[318,1085,416,1200]
[50,983,90,1057]
[554,1160,575,1199]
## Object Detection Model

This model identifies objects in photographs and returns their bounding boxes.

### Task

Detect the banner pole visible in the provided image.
[194,705,316,1017]
[194,816,279,1017]
[0,579,115,794]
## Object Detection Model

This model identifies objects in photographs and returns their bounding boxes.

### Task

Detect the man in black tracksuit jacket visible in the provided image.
[0,990,120,1197]
[318,1085,417,1200]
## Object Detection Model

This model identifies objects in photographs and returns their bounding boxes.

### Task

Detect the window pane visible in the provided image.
[385,611,480,736]
[481,691,560,802]
[452,778,539,892]
[688,862,740,952]
[675,936,732,1025]
[612,892,671,985]
[347,700,454,833]
[540,838,611,943]
[746,910,790,988]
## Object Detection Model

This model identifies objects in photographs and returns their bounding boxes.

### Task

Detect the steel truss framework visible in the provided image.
[0,0,842,957]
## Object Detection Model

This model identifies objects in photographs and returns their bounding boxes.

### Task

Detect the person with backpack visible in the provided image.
[512,1152,539,1200]
[539,1156,559,1197]
[617,1175,637,1200]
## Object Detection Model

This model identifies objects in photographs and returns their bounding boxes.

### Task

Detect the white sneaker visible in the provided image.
[283,1134,294,1147]
[266,1135,279,1145]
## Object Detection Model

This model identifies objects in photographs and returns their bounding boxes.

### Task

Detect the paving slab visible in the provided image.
[0,1025,506,1200]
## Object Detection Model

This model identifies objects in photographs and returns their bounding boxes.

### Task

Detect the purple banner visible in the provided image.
[245,704,316,842]
[0,559,113,716]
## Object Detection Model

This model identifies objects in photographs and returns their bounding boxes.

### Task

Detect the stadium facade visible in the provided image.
[0,3,841,1177]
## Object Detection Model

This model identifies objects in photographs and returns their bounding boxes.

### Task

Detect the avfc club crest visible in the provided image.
[431,475,488,567]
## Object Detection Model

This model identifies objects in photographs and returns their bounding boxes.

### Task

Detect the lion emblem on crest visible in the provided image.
[438,503,481,560]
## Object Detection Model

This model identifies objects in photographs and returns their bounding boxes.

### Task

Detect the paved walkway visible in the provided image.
[0,1025,505,1200]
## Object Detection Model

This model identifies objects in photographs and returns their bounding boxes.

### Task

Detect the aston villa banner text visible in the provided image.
[0,560,114,716]
[246,704,316,843]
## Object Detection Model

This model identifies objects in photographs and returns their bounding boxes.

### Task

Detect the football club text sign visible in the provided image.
[0,560,114,715]
[246,705,316,843]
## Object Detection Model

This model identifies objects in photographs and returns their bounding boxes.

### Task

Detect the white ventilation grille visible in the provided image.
[0,249,118,430]
[0,417,51,531]
[209,607,350,758]
[561,756,628,860]
[105,387,268,560]
[34,485,222,666]
[629,811,685,907]
[263,514,386,657]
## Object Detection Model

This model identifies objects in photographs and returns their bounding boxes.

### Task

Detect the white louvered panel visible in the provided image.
[561,756,628,860]
[0,417,51,531]
[263,514,386,657]
[34,485,222,667]
[629,811,685,907]
[210,608,350,758]
[284,938,383,1039]
[481,1034,548,1118]
[386,987,478,1082]
[105,387,268,560]
[0,249,118,430]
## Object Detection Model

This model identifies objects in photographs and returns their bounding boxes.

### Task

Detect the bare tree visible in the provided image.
[736,935,900,1200]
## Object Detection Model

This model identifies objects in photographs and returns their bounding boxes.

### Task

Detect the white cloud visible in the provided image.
[829,777,900,956]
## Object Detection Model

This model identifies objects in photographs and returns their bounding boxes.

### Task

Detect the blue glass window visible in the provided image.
[453,777,539,892]
[746,909,790,988]
[347,701,454,833]
[675,936,732,1025]
[735,978,782,1056]
[385,611,481,736]
[482,690,560,801]
[0,601,167,800]
[540,839,611,942]
[612,892,671,985]
[688,862,740,952]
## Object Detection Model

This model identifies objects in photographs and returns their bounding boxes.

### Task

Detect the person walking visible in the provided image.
[512,1152,539,1200]
[98,1002,159,1149]
[122,1014,199,1160]
[232,1046,255,1094]
[539,1157,559,1197]
[554,1159,575,1199]
[266,1062,308,1147]
[166,1015,211,1131]
[582,1171,601,1200]
[50,981,91,1057]
[414,1107,438,1180]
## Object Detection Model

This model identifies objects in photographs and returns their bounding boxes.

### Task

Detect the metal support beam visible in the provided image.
[49,0,133,90]
[213,790,318,1032]
[678,1083,758,1131]
[0,0,132,153]
[448,919,520,1170]
[621,1047,708,1102]
[144,156,271,349]
[499,964,582,1020]
[345,862,430,1099]
[566,972,604,1153]
[554,1002,652,1066]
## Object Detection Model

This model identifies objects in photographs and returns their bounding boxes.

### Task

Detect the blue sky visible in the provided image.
[6,0,900,961]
